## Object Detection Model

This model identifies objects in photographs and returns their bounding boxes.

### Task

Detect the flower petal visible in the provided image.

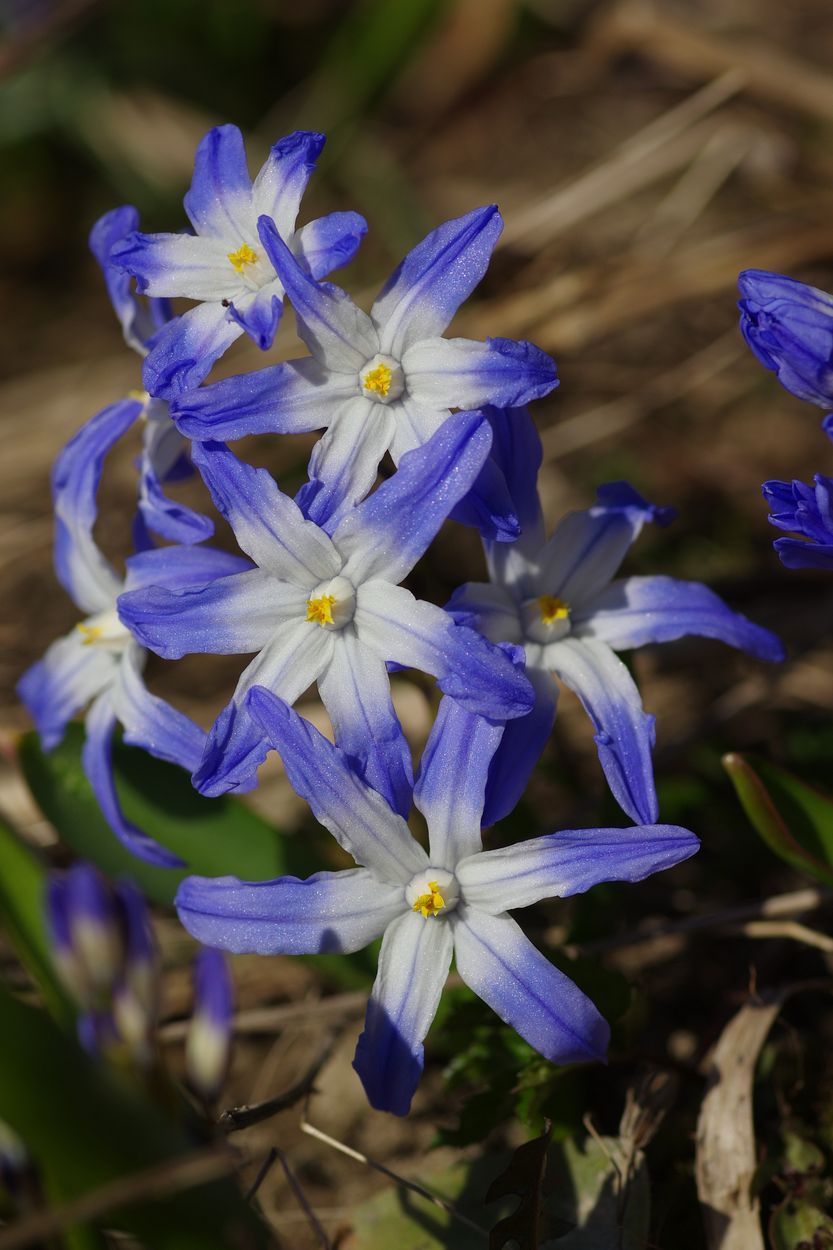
[227,282,284,351]
[481,664,558,827]
[445,580,523,645]
[318,630,413,818]
[52,398,140,614]
[183,124,253,239]
[111,232,234,301]
[124,544,252,592]
[482,405,546,568]
[296,398,393,533]
[142,302,242,399]
[355,582,533,720]
[191,439,341,585]
[386,393,448,463]
[89,205,161,353]
[574,575,785,661]
[82,692,184,868]
[457,823,700,913]
[413,696,503,869]
[112,644,206,774]
[118,568,294,658]
[17,629,118,751]
[246,687,426,883]
[251,130,325,234]
[448,452,520,544]
[452,907,609,1064]
[372,206,503,358]
[172,357,355,442]
[335,409,491,585]
[548,637,658,824]
[177,867,403,955]
[258,216,378,370]
[139,417,214,545]
[353,909,453,1115]
[295,210,368,280]
[404,336,558,409]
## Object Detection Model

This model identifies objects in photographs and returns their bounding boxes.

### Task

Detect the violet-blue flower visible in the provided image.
[170,207,557,536]
[118,411,534,811]
[450,463,785,826]
[110,125,367,398]
[763,473,833,570]
[176,687,699,1116]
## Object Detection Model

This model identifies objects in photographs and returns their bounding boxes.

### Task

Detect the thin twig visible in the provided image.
[561,886,833,958]
[219,1033,339,1133]
[245,1147,279,1203]
[300,1119,489,1241]
[0,1147,237,1250]
[737,920,833,953]
[275,1148,331,1250]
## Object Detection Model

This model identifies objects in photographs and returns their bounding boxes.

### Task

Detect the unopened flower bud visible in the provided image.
[65,864,124,997]
[739,269,833,408]
[185,947,233,1103]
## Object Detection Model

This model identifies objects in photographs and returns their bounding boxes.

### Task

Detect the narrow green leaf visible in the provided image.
[18,725,314,906]
[0,985,273,1249]
[723,752,833,886]
[0,817,73,1024]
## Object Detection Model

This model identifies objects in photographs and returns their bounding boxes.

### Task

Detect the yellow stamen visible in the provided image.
[77,623,103,646]
[127,388,149,404]
[538,594,570,625]
[362,363,392,398]
[227,243,259,274]
[411,881,446,919]
[306,594,336,627]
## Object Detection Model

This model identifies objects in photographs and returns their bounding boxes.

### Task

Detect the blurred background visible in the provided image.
[3,1,833,1245]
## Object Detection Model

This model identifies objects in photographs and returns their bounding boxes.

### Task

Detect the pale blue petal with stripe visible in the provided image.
[445,581,523,645]
[183,124,252,239]
[111,232,232,300]
[414,695,503,869]
[191,440,340,584]
[297,398,393,533]
[372,206,503,358]
[355,582,533,721]
[226,279,284,350]
[250,130,325,235]
[172,357,356,442]
[82,690,184,868]
[138,414,213,544]
[142,301,242,399]
[481,663,558,827]
[112,644,206,774]
[353,910,453,1115]
[548,636,658,824]
[52,398,141,614]
[295,211,368,280]
[258,216,378,370]
[403,336,558,410]
[318,630,413,818]
[574,575,785,661]
[17,630,118,751]
[457,823,700,914]
[335,409,491,585]
[177,868,403,956]
[123,543,252,592]
[246,687,426,884]
[451,906,609,1064]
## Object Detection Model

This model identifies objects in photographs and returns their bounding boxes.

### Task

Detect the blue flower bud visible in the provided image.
[64,864,124,997]
[111,880,159,1058]
[45,876,90,1004]
[185,947,233,1103]
[762,473,833,569]
[739,269,833,408]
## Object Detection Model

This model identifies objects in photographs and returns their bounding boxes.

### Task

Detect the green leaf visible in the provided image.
[0,985,273,1248]
[769,1196,833,1249]
[723,752,833,886]
[0,816,73,1024]
[18,725,314,906]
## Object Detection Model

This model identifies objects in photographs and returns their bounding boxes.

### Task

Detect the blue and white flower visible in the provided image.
[171,207,558,535]
[763,472,833,570]
[110,125,367,398]
[738,269,833,410]
[17,401,247,866]
[90,205,213,545]
[450,477,785,826]
[117,411,534,812]
[176,686,699,1115]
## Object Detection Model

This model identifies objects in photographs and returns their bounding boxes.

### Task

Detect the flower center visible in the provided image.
[305,576,356,631]
[405,869,460,919]
[227,243,259,275]
[76,609,131,653]
[359,354,404,404]
[520,593,572,645]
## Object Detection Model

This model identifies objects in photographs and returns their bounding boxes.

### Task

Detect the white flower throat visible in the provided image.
[359,355,405,404]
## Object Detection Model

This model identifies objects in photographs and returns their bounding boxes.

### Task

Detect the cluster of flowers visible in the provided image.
[19,125,784,1114]
[46,862,232,1102]
[739,270,833,568]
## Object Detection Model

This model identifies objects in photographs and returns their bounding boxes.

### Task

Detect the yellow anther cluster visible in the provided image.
[362,363,392,398]
[77,623,103,646]
[306,595,336,627]
[411,881,446,919]
[227,243,259,274]
[538,594,570,625]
